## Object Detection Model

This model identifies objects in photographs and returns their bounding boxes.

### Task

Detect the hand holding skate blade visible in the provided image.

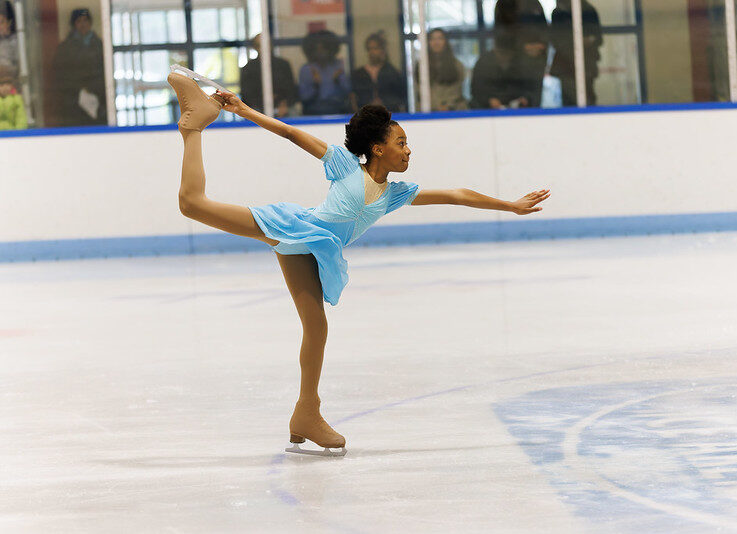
[169,64,229,94]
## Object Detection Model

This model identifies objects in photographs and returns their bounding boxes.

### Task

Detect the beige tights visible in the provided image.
[177,128,344,449]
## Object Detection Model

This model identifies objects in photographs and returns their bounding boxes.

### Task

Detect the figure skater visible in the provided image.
[167,68,551,456]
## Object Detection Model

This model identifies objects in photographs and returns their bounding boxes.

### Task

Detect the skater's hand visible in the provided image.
[214,90,245,113]
[510,189,551,215]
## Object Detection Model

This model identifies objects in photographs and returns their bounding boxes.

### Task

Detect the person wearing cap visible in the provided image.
[51,7,107,126]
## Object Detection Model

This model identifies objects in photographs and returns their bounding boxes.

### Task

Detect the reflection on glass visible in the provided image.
[192,5,248,43]
[550,0,602,106]
[483,0,555,24]
[51,7,108,126]
[268,0,349,117]
[590,0,635,26]
[192,9,218,42]
[139,11,166,44]
[418,28,469,111]
[194,46,241,93]
[426,0,478,29]
[0,0,27,130]
[298,33,351,115]
[114,49,186,127]
[594,33,640,105]
[240,33,297,117]
[350,30,407,113]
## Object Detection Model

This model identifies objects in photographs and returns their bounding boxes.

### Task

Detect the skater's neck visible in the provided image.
[363,158,389,184]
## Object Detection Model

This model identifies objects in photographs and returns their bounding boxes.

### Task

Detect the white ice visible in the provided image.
[1,232,736,533]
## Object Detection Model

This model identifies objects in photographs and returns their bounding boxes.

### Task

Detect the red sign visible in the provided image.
[291,0,345,15]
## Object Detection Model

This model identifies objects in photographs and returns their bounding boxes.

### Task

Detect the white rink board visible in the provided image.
[2,109,737,243]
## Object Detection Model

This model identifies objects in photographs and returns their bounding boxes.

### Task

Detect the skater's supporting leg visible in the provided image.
[276,252,345,449]
[176,128,279,246]
[276,252,328,402]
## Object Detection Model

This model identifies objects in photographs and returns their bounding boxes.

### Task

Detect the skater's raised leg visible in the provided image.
[169,73,279,247]
[276,252,346,450]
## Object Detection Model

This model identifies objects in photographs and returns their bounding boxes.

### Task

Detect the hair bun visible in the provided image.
[345,105,395,159]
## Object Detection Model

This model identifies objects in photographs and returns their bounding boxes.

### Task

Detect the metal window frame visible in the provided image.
[260,0,356,117]
[108,0,259,125]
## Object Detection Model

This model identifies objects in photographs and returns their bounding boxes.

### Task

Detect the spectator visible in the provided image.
[240,33,296,118]
[51,8,107,126]
[350,31,406,112]
[471,33,532,109]
[0,66,26,129]
[0,0,18,86]
[415,28,468,111]
[494,0,549,107]
[550,0,602,106]
[298,29,351,116]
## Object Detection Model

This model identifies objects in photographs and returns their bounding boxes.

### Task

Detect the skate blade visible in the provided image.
[169,64,229,94]
[285,443,347,457]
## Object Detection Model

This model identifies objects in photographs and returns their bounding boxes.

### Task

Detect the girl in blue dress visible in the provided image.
[168,70,550,456]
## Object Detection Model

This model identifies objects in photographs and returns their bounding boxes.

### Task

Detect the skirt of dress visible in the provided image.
[248,202,349,306]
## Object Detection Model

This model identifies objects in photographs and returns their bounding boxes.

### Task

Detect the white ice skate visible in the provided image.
[285,441,347,457]
[169,64,229,94]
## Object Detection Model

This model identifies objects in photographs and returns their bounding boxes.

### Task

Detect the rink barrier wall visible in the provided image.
[1,211,735,263]
[5,105,737,251]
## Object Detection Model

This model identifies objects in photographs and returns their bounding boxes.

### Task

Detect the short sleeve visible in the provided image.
[385,181,420,214]
[321,144,360,181]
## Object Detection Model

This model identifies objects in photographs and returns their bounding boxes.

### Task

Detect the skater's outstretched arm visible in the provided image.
[214,91,328,159]
[412,188,551,215]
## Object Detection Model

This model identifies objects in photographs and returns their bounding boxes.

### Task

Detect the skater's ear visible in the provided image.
[371,142,384,160]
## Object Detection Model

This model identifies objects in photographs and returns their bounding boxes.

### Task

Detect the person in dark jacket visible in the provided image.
[471,32,533,109]
[350,31,406,112]
[494,0,549,107]
[51,8,107,126]
[240,33,296,117]
[550,0,603,106]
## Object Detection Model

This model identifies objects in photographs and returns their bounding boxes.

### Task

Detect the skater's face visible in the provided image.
[373,123,411,172]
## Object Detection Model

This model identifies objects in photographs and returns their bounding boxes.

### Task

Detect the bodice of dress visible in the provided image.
[310,144,420,246]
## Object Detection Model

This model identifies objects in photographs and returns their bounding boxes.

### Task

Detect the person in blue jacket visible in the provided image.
[167,69,551,455]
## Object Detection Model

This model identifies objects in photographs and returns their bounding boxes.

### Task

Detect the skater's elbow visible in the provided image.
[178,194,196,217]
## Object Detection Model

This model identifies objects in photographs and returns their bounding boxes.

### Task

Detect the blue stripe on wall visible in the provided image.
[2,211,736,263]
[3,102,737,139]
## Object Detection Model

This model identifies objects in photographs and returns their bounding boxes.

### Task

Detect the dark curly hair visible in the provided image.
[301,29,340,64]
[344,105,398,160]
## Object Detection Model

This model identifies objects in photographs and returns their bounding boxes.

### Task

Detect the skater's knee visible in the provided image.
[303,315,328,341]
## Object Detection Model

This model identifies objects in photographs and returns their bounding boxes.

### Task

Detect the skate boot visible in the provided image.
[286,398,347,457]
[167,70,222,132]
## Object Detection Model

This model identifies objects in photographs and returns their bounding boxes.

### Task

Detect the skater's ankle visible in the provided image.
[178,125,199,138]
[296,395,320,407]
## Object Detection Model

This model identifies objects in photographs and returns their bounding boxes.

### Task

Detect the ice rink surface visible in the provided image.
[2,232,736,533]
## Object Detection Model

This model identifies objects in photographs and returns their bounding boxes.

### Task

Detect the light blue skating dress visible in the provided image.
[249,144,420,306]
